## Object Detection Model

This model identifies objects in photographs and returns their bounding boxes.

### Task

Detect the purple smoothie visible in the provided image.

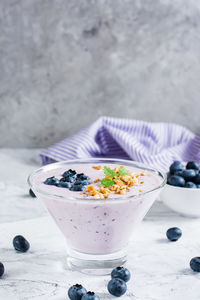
[31,162,163,255]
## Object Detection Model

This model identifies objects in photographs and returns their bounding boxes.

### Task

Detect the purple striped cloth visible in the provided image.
[40,117,200,171]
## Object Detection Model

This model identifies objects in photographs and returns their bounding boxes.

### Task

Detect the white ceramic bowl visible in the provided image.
[161,183,200,217]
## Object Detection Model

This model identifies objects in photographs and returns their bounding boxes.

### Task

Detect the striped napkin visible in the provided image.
[40,117,200,171]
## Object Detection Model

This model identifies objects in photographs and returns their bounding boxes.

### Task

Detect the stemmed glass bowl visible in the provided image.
[28,158,166,275]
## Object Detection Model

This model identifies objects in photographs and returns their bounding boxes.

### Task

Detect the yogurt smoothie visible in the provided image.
[32,162,164,255]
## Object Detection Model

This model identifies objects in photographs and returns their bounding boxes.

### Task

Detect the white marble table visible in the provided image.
[0,149,200,300]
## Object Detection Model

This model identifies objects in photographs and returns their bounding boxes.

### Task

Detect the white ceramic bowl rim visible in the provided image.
[166,182,200,190]
[28,158,167,202]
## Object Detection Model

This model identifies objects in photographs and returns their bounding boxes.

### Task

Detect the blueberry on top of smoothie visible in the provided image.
[58,181,72,188]
[68,283,87,300]
[77,173,90,181]
[70,184,86,192]
[63,169,77,178]
[44,176,60,186]
[74,179,89,186]
[60,175,75,183]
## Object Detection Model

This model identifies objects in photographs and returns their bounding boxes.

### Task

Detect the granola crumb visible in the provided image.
[140,171,148,176]
[94,178,101,183]
[92,166,102,170]
[119,190,126,195]
[83,165,149,199]
[114,167,119,173]
[87,185,98,196]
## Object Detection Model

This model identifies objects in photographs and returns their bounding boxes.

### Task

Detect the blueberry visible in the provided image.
[68,284,87,300]
[197,184,200,188]
[13,235,30,252]
[0,262,4,277]
[166,227,182,242]
[63,169,77,178]
[193,174,200,184]
[44,176,60,186]
[167,175,185,187]
[190,257,200,272]
[70,184,86,192]
[58,181,72,188]
[107,278,127,297]
[77,173,90,181]
[111,266,131,282]
[74,179,89,186]
[185,182,196,188]
[186,161,200,170]
[169,161,184,175]
[29,188,36,197]
[182,169,196,181]
[173,170,184,176]
[81,291,100,300]
[61,175,75,183]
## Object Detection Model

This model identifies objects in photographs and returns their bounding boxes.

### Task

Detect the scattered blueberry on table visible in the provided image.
[13,235,30,252]
[81,291,100,300]
[166,227,182,242]
[111,266,131,282]
[0,262,4,277]
[68,284,87,300]
[107,278,127,297]
[29,188,36,198]
[190,257,200,272]
[44,169,90,191]
[167,161,200,188]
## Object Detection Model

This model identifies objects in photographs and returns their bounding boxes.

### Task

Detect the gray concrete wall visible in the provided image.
[0,0,200,148]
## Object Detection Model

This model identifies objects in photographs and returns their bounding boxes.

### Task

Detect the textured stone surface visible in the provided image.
[0,0,200,147]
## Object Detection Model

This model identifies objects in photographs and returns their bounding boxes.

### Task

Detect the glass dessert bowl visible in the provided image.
[28,158,166,275]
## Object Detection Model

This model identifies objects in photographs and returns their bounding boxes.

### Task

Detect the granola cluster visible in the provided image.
[82,166,148,199]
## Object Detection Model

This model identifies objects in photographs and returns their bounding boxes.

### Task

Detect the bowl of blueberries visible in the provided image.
[161,161,200,217]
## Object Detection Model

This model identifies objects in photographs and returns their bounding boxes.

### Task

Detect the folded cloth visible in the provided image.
[40,116,200,171]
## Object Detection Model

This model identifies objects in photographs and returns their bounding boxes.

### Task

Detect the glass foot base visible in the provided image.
[66,248,127,275]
